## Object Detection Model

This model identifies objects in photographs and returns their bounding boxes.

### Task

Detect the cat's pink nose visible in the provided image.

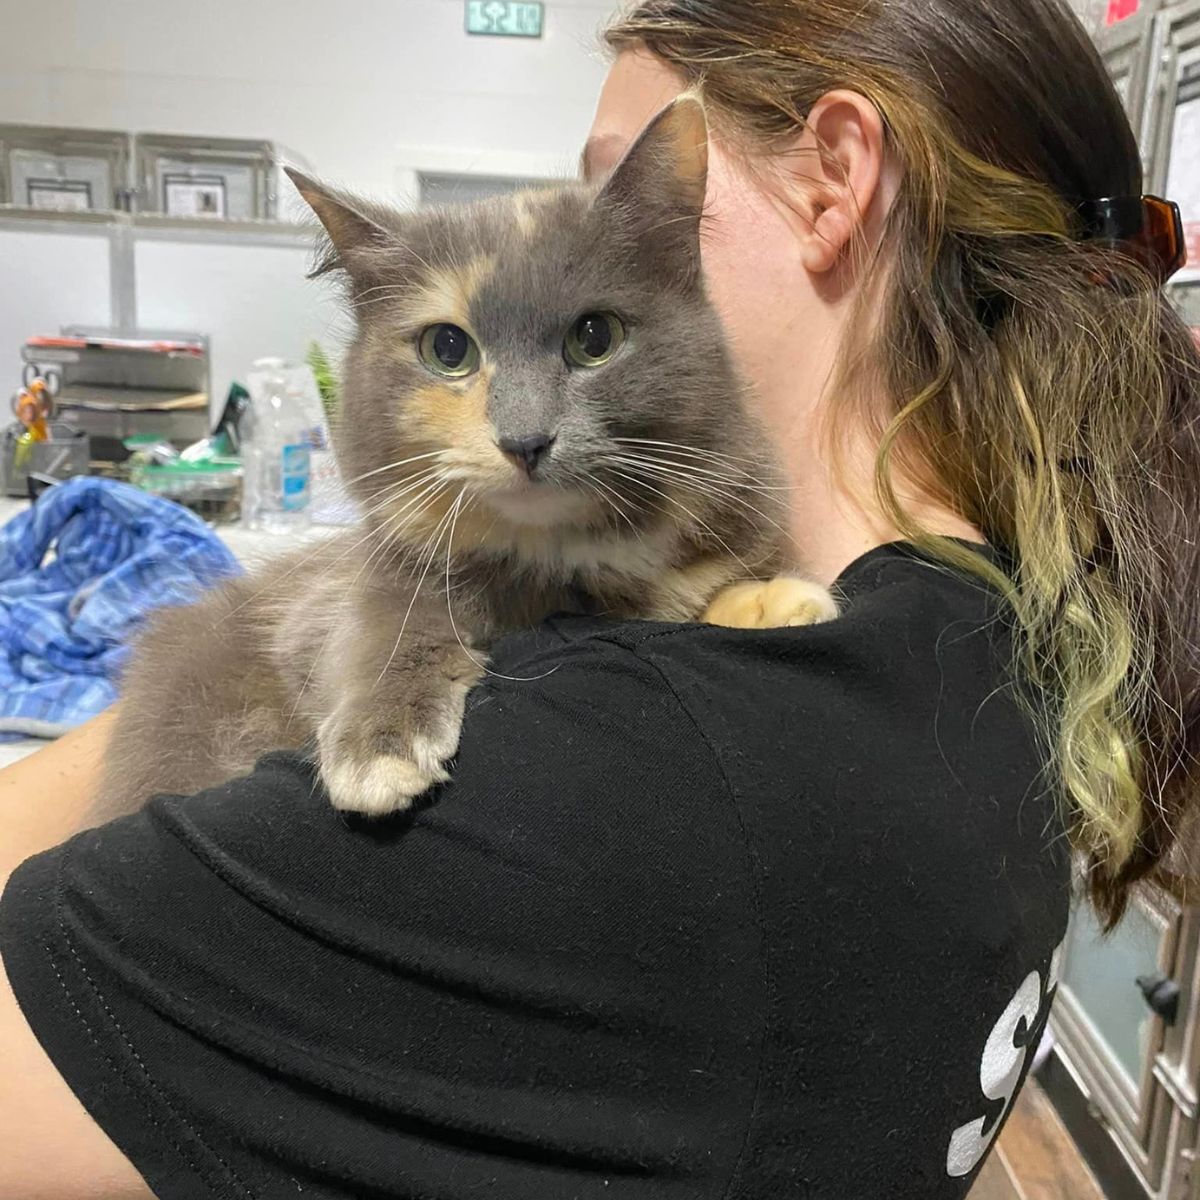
[499,434,556,477]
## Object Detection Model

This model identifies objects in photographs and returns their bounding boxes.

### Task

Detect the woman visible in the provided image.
[2,0,1197,1196]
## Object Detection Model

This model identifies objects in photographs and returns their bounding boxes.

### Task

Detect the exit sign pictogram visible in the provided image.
[466,1,544,37]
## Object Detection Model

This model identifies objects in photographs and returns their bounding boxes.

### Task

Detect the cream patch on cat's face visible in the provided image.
[393,256,527,487]
[511,189,559,238]
[406,375,504,480]
[393,256,498,330]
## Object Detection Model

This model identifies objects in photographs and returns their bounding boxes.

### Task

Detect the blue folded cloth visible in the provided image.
[0,477,241,739]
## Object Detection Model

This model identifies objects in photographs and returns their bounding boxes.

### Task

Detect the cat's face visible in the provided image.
[293,100,758,542]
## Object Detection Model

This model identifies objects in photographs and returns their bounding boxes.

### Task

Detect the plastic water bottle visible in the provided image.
[242,359,312,533]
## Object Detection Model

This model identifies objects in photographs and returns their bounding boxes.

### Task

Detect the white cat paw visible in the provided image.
[316,680,472,817]
[322,753,449,817]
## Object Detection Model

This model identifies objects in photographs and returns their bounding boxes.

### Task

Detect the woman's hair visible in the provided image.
[607,0,1200,925]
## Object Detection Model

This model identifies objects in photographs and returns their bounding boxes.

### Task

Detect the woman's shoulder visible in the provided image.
[502,541,1021,759]
[499,541,1067,904]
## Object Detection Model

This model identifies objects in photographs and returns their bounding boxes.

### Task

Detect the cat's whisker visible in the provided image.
[611,440,795,494]
[356,468,446,522]
[282,480,459,724]
[605,467,759,575]
[356,292,418,311]
[229,469,448,620]
[580,476,656,574]
[345,237,438,298]
[609,446,787,492]
[241,472,448,614]
[643,473,790,538]
[240,532,403,720]
[606,456,790,537]
[340,451,449,491]
[221,526,381,620]
[356,475,444,522]
[270,472,455,618]
[352,283,412,301]
[601,471,690,537]
[357,463,444,497]
[580,480,628,532]
[608,454,753,495]
[442,491,561,684]
[353,477,452,585]
[596,469,664,519]
[613,437,762,468]
[633,478,788,546]
[640,212,710,239]
[607,453,749,493]
[609,448,789,494]
[614,456,774,496]
[378,492,461,686]
[580,471,640,534]
[373,482,469,579]
[575,481,622,533]
[352,255,442,306]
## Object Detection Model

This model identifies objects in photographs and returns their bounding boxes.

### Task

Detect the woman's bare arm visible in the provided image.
[0,954,152,1200]
[0,707,154,1199]
[0,708,117,888]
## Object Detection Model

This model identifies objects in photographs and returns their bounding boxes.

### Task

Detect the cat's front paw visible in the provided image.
[320,749,449,817]
[703,576,838,629]
[317,681,474,816]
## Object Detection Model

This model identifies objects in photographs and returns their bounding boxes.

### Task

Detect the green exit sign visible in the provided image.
[466,1,544,37]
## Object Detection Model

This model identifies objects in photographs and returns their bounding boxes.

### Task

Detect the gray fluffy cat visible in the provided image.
[95,99,835,821]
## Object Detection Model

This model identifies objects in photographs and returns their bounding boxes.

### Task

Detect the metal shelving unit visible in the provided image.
[0,125,131,213]
[0,123,306,223]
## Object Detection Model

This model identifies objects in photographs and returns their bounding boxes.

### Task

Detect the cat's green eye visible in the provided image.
[564,312,625,369]
[419,324,481,378]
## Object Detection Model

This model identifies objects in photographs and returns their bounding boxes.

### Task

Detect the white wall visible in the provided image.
[0,0,617,199]
[0,226,111,351]
[134,235,346,415]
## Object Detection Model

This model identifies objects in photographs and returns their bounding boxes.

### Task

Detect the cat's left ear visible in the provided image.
[285,167,400,286]
[595,95,709,264]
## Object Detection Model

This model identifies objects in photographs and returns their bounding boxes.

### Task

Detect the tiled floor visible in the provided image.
[970,1080,1105,1200]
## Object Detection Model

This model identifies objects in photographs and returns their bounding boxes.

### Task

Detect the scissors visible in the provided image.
[13,367,60,434]
[11,367,61,468]
[20,364,62,411]
[12,386,53,439]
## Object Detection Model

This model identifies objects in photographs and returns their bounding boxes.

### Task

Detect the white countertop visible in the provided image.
[0,495,334,768]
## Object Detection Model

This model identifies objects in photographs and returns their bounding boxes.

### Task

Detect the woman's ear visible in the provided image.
[788,90,888,275]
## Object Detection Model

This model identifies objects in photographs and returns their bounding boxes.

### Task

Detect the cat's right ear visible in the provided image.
[595,96,709,267]
[285,167,398,285]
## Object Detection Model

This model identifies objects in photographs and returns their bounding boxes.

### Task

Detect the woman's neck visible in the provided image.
[783,447,984,586]
[751,355,984,586]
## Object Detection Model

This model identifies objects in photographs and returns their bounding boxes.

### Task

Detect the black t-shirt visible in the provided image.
[0,543,1070,1200]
